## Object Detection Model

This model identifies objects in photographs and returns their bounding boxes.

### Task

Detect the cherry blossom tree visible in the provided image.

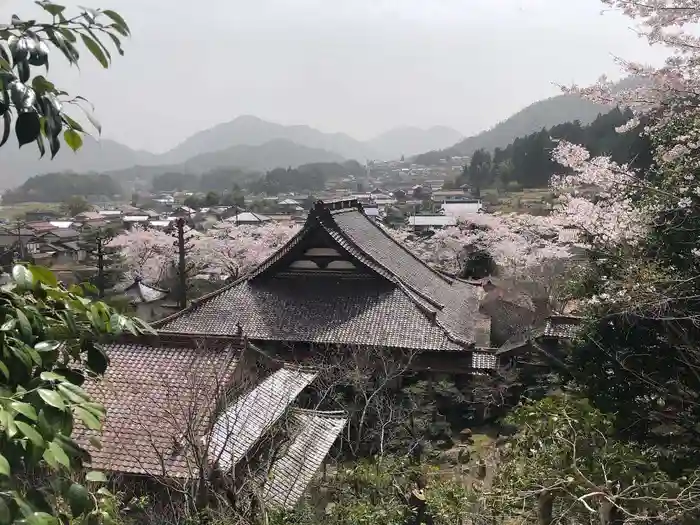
[388,213,572,278]
[107,225,176,283]
[108,222,300,284]
[528,5,700,522]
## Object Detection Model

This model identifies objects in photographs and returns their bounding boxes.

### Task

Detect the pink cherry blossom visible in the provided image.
[108,222,300,284]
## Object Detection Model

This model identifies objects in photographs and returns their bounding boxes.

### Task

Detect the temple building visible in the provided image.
[155,198,496,372]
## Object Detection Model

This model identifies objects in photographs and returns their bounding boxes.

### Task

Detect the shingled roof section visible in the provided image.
[209,365,318,471]
[156,199,489,355]
[79,335,242,478]
[543,315,583,339]
[261,409,346,509]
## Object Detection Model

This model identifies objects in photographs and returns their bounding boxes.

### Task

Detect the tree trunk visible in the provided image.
[537,490,554,525]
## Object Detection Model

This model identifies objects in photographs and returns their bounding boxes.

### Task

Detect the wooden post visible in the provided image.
[96,232,105,298]
[537,490,554,525]
[176,218,187,309]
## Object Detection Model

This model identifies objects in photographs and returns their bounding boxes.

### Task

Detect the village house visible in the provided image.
[407,214,457,232]
[226,212,272,225]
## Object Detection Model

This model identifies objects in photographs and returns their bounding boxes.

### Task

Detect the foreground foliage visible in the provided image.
[0,3,129,155]
[0,264,152,524]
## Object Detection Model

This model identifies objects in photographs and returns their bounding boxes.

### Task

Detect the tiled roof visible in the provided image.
[261,409,346,509]
[128,280,169,303]
[210,365,317,471]
[471,350,497,370]
[79,336,242,478]
[156,199,489,354]
[160,275,465,351]
[543,315,582,339]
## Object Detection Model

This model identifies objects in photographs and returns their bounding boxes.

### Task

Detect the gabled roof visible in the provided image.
[156,199,488,353]
[227,212,271,223]
[39,228,79,238]
[118,279,169,303]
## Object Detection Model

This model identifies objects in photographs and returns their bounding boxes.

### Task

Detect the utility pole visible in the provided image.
[95,231,105,299]
[176,217,187,309]
[14,220,25,262]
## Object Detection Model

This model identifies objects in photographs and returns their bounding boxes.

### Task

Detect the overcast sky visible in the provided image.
[1,0,668,153]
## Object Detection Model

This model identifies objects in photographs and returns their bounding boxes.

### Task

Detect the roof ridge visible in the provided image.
[152,275,249,328]
[319,221,444,311]
[289,407,347,419]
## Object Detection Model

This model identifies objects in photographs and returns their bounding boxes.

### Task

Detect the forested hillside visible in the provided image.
[2,173,124,204]
[455,107,652,191]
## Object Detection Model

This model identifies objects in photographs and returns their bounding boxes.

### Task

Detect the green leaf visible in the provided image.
[0,361,8,380]
[0,319,14,331]
[28,265,58,286]
[1,112,10,148]
[40,371,65,382]
[86,344,108,375]
[15,309,32,340]
[11,401,37,421]
[58,383,89,404]
[74,406,101,431]
[38,389,66,411]
[63,129,83,152]
[0,455,9,476]
[104,31,124,57]
[35,341,61,353]
[102,10,130,35]
[16,421,44,447]
[42,448,58,469]
[26,512,58,525]
[48,440,69,467]
[36,2,66,16]
[85,470,107,483]
[0,410,17,438]
[12,264,32,287]
[62,114,84,132]
[89,435,101,450]
[67,483,93,517]
[80,33,108,68]
[15,111,41,147]
[0,497,10,525]
[30,76,54,96]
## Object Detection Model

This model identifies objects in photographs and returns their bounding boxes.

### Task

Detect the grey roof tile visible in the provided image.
[261,409,346,509]
[210,366,317,471]
[160,275,465,352]
[543,315,582,339]
[78,337,241,478]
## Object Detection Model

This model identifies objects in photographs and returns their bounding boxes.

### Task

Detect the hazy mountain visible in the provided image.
[450,95,610,156]
[104,139,345,181]
[414,78,644,164]
[0,135,157,190]
[160,115,377,164]
[367,125,463,160]
[413,95,611,165]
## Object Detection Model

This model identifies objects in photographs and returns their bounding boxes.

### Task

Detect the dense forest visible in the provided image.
[150,160,363,195]
[248,160,365,194]
[2,172,124,204]
[441,107,652,191]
